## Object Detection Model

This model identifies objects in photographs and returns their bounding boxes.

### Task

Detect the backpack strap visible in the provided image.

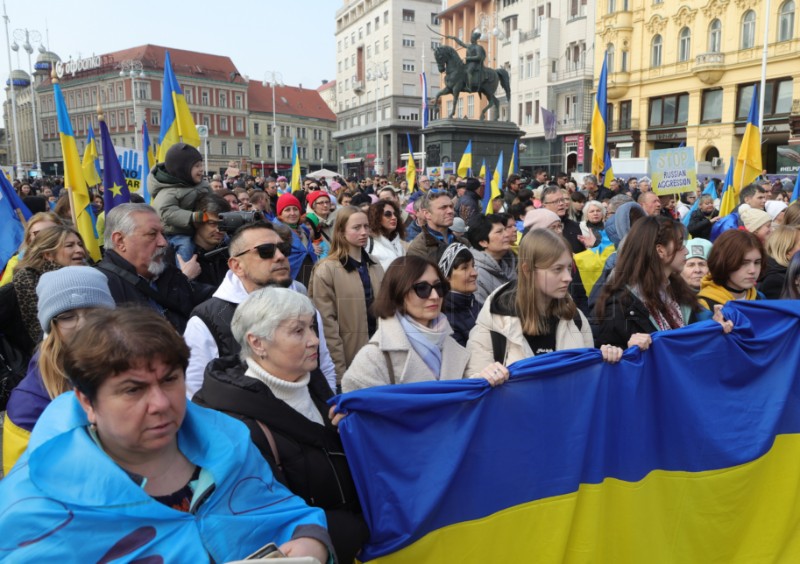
[255,420,283,472]
[490,330,507,364]
[383,351,396,385]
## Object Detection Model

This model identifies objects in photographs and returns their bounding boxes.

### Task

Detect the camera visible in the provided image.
[217,211,264,233]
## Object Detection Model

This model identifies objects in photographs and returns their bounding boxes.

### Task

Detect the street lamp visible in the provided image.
[119,59,145,152]
[2,3,23,180]
[366,62,388,176]
[263,71,283,176]
[11,27,42,175]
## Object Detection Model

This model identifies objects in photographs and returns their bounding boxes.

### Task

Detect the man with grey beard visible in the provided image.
[97,203,200,333]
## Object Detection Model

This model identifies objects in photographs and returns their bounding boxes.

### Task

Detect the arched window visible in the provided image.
[607,43,616,73]
[779,0,795,41]
[741,10,756,49]
[708,19,722,52]
[679,27,691,62]
[651,35,663,67]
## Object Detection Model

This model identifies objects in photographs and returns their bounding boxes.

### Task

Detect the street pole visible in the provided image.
[119,59,144,152]
[14,28,42,174]
[3,1,23,180]
[367,63,387,176]
[264,71,283,176]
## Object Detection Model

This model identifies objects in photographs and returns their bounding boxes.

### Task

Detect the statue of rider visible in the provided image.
[445,30,486,93]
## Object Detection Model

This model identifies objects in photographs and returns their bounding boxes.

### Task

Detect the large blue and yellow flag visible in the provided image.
[157,51,200,163]
[507,139,519,177]
[290,138,301,193]
[0,172,31,268]
[482,151,503,213]
[333,300,800,562]
[792,168,800,204]
[478,158,486,181]
[457,140,472,178]
[54,82,101,261]
[405,134,417,190]
[142,121,154,204]
[81,124,101,188]
[99,118,131,214]
[591,52,614,188]
[721,85,762,216]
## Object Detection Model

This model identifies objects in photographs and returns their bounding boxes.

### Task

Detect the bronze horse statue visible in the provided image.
[432,45,511,121]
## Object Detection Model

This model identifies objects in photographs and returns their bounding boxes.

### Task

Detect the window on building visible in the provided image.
[708,19,722,52]
[255,144,261,157]
[606,103,614,131]
[384,36,389,50]
[201,90,209,105]
[431,13,440,25]
[221,141,228,155]
[467,96,474,118]
[741,10,756,49]
[651,35,663,67]
[268,145,273,158]
[338,40,342,52]
[607,44,615,73]
[366,22,371,35]
[431,40,441,51]
[402,60,416,72]
[254,122,260,135]
[236,118,244,132]
[608,0,616,13]
[569,0,587,18]
[403,35,415,47]
[402,9,415,22]
[621,50,629,72]
[737,79,793,118]
[535,100,540,124]
[384,11,389,24]
[534,51,541,76]
[701,89,723,122]
[236,142,243,156]
[375,16,380,29]
[358,26,363,39]
[503,15,518,37]
[649,93,689,127]
[220,116,228,130]
[525,101,533,124]
[779,1,795,41]
[526,54,534,77]
[619,100,632,129]
[235,94,243,109]
[203,116,210,128]
[375,40,380,54]
[678,27,691,62]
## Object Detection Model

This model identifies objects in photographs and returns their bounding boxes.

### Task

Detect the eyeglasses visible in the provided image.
[411,281,446,299]
[53,310,91,329]
[543,198,569,206]
[383,210,396,218]
[234,241,292,259]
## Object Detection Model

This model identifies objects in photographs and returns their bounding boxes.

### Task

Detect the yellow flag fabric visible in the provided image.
[157,51,200,162]
[722,86,762,216]
[457,140,472,178]
[574,244,616,296]
[81,125,101,187]
[406,134,416,190]
[290,138,301,193]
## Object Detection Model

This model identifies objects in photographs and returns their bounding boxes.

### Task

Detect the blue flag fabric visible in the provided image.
[99,120,131,213]
[0,173,31,267]
[332,300,800,563]
[792,169,800,204]
[142,121,154,204]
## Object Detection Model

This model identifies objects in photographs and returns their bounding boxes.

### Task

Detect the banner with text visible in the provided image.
[649,147,696,196]
[113,146,146,199]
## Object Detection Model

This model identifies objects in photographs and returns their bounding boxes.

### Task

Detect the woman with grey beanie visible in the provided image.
[3,266,115,474]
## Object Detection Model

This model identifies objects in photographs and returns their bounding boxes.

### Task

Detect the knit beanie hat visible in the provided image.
[306,190,331,208]
[350,193,372,207]
[739,204,771,233]
[686,238,712,261]
[765,200,788,221]
[276,193,302,217]
[164,143,203,185]
[36,266,115,331]
[523,208,561,231]
[465,178,481,192]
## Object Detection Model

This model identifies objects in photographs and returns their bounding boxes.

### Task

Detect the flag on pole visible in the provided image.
[142,121,154,203]
[717,157,737,217]
[157,51,200,162]
[479,158,486,181]
[458,140,473,178]
[590,52,614,188]
[508,140,519,177]
[721,85,762,216]
[482,151,504,213]
[792,171,800,204]
[99,118,131,214]
[290,138,302,193]
[406,133,417,190]
[81,124,102,187]
[53,82,101,261]
[0,172,31,267]
[420,72,429,129]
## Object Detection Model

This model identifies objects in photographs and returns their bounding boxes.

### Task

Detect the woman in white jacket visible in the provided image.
[466,228,623,375]
[366,199,407,271]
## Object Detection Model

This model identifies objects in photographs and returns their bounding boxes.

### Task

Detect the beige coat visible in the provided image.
[466,289,593,376]
[342,315,470,393]
[308,253,384,383]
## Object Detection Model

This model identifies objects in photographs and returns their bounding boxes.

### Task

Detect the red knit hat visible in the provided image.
[306,190,331,208]
[277,193,302,217]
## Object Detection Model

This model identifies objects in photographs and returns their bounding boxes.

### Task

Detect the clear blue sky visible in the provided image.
[2,0,337,124]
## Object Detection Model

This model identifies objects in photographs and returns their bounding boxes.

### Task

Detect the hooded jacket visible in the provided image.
[697,274,761,310]
[0,393,331,563]
[471,249,517,304]
[149,163,212,236]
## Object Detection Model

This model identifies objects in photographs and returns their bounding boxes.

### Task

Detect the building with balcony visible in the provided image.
[247,81,337,177]
[334,0,441,177]
[596,0,800,176]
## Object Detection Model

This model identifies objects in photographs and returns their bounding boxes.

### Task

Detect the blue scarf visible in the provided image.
[397,313,448,378]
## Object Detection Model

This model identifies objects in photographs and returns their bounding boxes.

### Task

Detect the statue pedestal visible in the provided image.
[422,119,524,177]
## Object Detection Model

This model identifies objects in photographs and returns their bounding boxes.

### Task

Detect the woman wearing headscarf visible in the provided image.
[438,243,482,347]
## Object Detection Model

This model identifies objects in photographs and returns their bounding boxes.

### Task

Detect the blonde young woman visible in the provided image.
[758,224,800,299]
[467,229,623,374]
[309,206,385,388]
[1,211,62,286]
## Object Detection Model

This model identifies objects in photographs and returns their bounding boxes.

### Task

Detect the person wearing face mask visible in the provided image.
[3,267,116,474]
[439,243,482,347]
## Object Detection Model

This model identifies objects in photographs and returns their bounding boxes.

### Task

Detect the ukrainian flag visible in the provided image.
[721,85,762,216]
[478,158,486,181]
[591,52,614,188]
[457,140,472,178]
[142,122,154,203]
[157,51,200,163]
[81,124,101,187]
[507,139,519,177]
[290,138,301,193]
[53,82,101,261]
[334,300,800,563]
[482,151,503,213]
[405,134,416,191]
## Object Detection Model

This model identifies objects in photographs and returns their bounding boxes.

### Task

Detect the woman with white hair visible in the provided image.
[579,200,606,242]
[194,287,368,563]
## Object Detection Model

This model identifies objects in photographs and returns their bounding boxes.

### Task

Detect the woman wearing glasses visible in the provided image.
[342,255,508,392]
[367,200,408,271]
[3,266,115,474]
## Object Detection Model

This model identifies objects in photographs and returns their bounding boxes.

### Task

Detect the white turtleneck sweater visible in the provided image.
[245,358,323,425]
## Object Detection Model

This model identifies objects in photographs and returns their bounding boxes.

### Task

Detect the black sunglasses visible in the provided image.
[383,210,396,218]
[412,281,446,299]
[234,241,292,259]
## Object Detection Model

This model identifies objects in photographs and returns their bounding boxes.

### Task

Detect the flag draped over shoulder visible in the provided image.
[81,124,101,187]
[142,122,154,204]
[721,85,762,216]
[482,151,503,213]
[332,300,800,563]
[0,173,31,267]
[99,119,131,214]
[157,51,200,163]
[590,52,614,188]
[290,138,301,193]
[54,82,101,261]
[457,140,472,178]
[406,134,416,190]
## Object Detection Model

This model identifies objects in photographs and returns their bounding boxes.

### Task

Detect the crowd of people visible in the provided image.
[2,150,796,561]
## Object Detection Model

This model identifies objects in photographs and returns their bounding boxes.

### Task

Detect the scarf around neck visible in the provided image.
[397,313,449,378]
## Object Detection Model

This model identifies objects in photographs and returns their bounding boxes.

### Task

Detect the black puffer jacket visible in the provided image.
[758,257,787,299]
[194,357,369,563]
[442,291,482,347]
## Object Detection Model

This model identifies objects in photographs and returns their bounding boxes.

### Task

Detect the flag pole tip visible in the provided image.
[50,69,58,84]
